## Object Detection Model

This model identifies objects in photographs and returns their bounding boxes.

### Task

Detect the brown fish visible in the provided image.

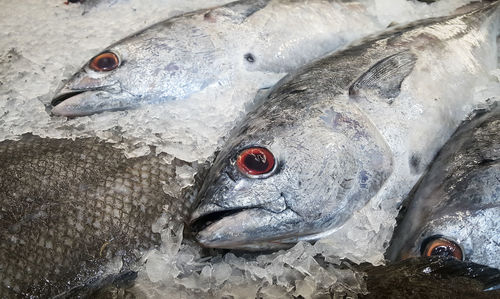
[0,134,196,297]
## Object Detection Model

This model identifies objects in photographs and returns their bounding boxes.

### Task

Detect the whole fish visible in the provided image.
[51,0,395,116]
[0,135,195,297]
[387,104,500,269]
[190,2,500,250]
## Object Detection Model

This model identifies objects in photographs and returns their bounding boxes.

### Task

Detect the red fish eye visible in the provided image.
[423,238,463,261]
[236,147,275,176]
[89,52,119,72]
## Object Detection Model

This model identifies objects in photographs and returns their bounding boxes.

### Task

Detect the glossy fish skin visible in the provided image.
[0,135,192,297]
[51,0,385,116]
[387,104,500,269]
[191,2,500,250]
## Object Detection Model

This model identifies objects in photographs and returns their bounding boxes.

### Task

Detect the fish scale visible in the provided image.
[0,135,193,297]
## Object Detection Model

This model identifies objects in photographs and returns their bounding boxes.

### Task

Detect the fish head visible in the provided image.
[390,164,500,268]
[395,207,500,268]
[191,100,393,250]
[52,22,219,116]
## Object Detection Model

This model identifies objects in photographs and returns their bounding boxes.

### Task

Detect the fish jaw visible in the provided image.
[51,89,138,117]
[192,207,304,250]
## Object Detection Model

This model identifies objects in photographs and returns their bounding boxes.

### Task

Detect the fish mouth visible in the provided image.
[51,89,85,107]
[50,87,135,117]
[190,207,248,235]
[190,205,304,250]
[51,89,99,117]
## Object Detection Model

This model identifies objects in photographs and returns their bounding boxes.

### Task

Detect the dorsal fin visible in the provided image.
[454,0,497,15]
[206,0,271,24]
[349,51,417,100]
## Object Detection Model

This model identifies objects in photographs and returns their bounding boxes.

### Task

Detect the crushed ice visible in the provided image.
[134,239,366,298]
[0,0,498,297]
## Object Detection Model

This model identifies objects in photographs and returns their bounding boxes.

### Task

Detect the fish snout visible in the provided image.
[51,83,135,117]
[190,206,300,250]
[189,203,248,238]
[51,90,107,117]
[51,87,85,107]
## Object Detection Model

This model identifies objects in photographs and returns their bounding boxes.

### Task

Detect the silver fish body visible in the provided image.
[51,0,386,116]
[190,2,500,250]
[0,135,193,297]
[387,104,500,268]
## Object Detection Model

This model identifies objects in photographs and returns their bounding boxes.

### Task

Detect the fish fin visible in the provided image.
[387,21,399,28]
[349,51,417,100]
[453,0,498,15]
[255,86,271,99]
[208,0,271,24]
[245,87,271,112]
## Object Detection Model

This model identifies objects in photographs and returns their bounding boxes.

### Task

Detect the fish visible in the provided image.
[359,256,500,297]
[386,103,500,269]
[64,0,120,10]
[190,2,500,250]
[0,134,197,297]
[51,0,396,116]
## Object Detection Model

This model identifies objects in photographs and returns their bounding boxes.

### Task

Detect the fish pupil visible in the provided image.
[236,147,275,176]
[430,245,454,257]
[98,57,115,69]
[244,153,268,171]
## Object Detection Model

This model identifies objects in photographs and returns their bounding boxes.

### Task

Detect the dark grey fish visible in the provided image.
[190,2,500,250]
[50,0,390,116]
[387,103,500,269]
[0,135,195,297]
[359,257,500,298]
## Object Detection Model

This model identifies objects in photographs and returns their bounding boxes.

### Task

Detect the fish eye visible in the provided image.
[421,236,463,261]
[89,52,120,72]
[236,147,275,178]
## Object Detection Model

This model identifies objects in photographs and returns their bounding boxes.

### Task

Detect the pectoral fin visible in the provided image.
[349,51,417,100]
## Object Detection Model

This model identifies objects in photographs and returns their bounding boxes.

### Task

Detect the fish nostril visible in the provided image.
[51,91,85,106]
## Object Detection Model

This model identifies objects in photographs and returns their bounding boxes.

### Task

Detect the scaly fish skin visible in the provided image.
[0,135,193,297]
[191,2,500,250]
[387,104,500,269]
[51,0,386,116]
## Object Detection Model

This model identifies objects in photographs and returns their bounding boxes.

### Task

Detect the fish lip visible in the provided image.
[51,88,86,107]
[192,207,302,249]
[190,207,248,235]
[50,87,133,117]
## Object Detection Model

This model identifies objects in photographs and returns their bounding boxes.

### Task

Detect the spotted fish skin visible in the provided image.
[0,135,193,297]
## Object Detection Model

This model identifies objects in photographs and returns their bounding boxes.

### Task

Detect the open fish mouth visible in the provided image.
[190,206,307,250]
[51,89,85,107]
[50,87,136,117]
[190,207,248,235]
